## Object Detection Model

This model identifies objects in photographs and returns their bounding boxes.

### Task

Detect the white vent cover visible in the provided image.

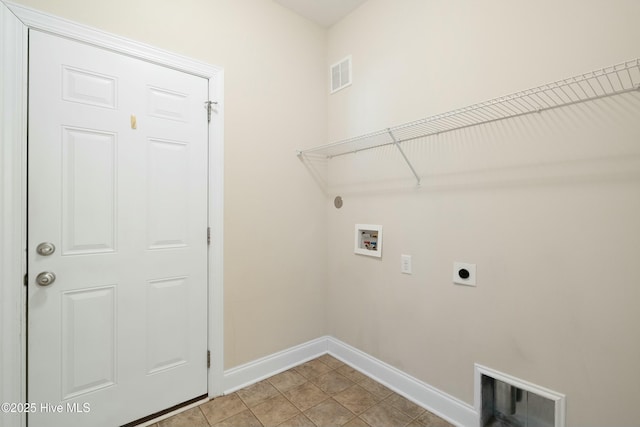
[330,55,352,93]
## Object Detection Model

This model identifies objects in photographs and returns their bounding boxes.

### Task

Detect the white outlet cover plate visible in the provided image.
[453,262,476,286]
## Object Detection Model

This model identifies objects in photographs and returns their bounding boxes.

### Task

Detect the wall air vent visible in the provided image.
[330,55,352,93]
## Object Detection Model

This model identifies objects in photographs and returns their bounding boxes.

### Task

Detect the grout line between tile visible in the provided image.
[195,406,211,427]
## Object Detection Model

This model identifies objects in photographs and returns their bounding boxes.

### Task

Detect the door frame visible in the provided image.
[0,3,225,426]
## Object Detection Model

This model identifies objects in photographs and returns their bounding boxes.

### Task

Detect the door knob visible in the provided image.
[36,242,56,256]
[36,272,56,286]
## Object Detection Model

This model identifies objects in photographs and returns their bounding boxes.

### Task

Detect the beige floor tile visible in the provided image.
[200,394,248,425]
[145,357,446,427]
[158,407,209,427]
[212,409,262,427]
[358,377,393,400]
[252,395,301,427]
[304,398,354,426]
[334,385,379,415]
[359,402,413,427]
[310,370,354,395]
[237,380,281,407]
[276,413,316,427]
[336,365,369,383]
[414,410,455,427]
[384,393,426,419]
[186,357,442,427]
[343,417,372,427]
[317,354,345,369]
[294,359,333,379]
[283,381,329,411]
[268,370,308,393]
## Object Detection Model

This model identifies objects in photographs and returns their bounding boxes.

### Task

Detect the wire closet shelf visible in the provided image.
[296,58,640,185]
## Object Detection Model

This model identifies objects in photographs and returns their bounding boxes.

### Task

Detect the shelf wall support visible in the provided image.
[388,128,421,186]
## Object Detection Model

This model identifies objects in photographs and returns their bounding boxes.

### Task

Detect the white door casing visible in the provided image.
[28,30,211,427]
[0,3,28,427]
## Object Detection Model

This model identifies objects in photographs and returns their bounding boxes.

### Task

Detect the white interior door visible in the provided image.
[28,30,209,427]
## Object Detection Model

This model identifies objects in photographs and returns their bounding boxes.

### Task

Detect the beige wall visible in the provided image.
[10,0,329,369]
[326,1,640,426]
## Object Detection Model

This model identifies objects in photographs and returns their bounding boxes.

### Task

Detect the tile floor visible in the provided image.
[150,355,454,427]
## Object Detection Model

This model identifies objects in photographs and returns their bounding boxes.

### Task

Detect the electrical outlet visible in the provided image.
[401,255,412,274]
[453,262,476,286]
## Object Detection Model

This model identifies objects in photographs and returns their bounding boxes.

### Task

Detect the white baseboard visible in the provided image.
[327,337,477,427]
[222,336,328,394]
[221,336,478,427]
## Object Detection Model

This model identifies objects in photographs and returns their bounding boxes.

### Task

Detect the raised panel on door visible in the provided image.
[61,127,117,255]
[146,277,189,374]
[147,85,189,122]
[147,138,189,250]
[62,65,118,109]
[61,286,116,399]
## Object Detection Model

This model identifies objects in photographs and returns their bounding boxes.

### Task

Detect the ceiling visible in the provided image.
[273,0,368,28]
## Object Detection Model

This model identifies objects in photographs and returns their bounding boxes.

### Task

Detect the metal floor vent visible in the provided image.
[476,365,565,427]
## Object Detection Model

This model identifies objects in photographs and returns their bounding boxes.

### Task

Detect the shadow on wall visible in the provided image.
[297,152,329,195]
[300,91,640,196]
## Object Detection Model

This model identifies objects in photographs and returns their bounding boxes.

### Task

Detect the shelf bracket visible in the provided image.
[387,128,421,186]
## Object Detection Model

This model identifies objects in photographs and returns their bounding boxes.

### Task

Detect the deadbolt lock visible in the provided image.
[36,242,56,256]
